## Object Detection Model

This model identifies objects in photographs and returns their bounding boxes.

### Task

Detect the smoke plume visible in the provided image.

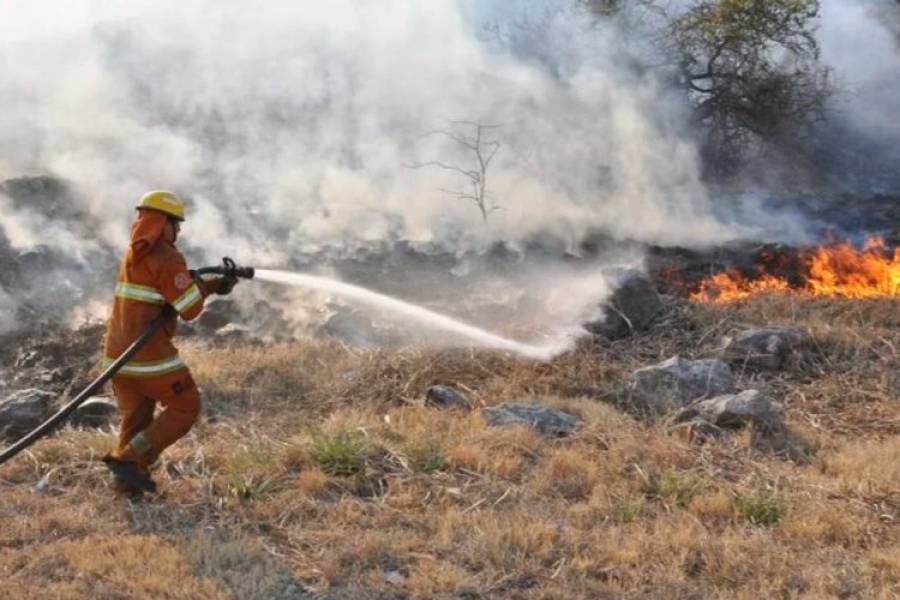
[816,0,900,192]
[0,1,735,259]
[1,0,896,345]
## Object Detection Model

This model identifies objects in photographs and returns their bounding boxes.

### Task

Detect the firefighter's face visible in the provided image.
[164,218,181,243]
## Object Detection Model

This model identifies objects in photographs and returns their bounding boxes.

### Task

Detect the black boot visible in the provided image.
[102,456,157,493]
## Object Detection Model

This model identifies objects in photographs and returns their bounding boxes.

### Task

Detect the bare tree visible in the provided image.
[411,121,502,223]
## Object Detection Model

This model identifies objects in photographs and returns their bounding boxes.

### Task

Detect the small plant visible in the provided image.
[612,500,643,523]
[229,475,276,501]
[420,449,449,474]
[312,431,368,476]
[408,440,449,474]
[223,446,279,501]
[735,490,784,527]
[652,471,705,507]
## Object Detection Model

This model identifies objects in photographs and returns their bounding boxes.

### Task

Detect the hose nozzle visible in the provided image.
[222,257,255,279]
[192,257,255,279]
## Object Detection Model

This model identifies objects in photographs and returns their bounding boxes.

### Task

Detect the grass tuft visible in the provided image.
[735,490,785,527]
[228,476,276,501]
[648,470,706,508]
[312,430,369,476]
[411,440,449,474]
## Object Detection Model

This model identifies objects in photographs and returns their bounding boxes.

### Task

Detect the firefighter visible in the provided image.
[101,190,237,493]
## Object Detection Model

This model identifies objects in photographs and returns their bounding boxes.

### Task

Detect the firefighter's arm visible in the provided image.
[160,258,206,321]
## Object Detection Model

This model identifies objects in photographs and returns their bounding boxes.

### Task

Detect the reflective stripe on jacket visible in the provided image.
[100,355,187,377]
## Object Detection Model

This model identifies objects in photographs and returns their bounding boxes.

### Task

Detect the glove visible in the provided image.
[215,274,238,296]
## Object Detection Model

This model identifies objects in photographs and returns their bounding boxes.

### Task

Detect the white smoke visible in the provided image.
[0,285,15,334]
[0,0,737,266]
[19,1,894,344]
[0,190,106,263]
[819,0,900,146]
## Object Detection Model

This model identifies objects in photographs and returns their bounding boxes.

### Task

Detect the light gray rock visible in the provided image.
[586,271,664,340]
[213,323,252,344]
[482,402,580,436]
[721,327,806,369]
[382,570,406,585]
[0,388,54,438]
[674,390,785,436]
[194,298,237,335]
[425,385,470,410]
[38,367,73,386]
[627,356,733,416]
[71,396,118,428]
[15,349,41,369]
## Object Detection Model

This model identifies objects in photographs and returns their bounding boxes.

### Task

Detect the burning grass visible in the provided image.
[688,237,900,304]
[1,294,899,598]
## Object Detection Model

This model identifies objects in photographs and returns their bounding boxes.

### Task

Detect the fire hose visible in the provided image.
[0,257,254,466]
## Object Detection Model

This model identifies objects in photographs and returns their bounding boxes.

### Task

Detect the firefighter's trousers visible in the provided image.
[109,369,201,469]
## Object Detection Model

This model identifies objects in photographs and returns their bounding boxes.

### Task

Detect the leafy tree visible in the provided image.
[586,0,832,172]
[669,0,831,170]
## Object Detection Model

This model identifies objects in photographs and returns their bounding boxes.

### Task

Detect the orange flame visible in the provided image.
[691,237,900,303]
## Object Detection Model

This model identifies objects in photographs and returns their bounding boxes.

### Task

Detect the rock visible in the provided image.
[382,570,406,585]
[0,388,55,438]
[320,307,379,347]
[674,390,785,437]
[586,271,663,340]
[425,385,470,410]
[38,366,74,386]
[627,356,733,416]
[670,418,726,443]
[71,396,118,428]
[482,402,580,436]
[214,323,251,344]
[35,473,51,494]
[721,327,805,369]
[15,349,40,369]
[194,299,236,335]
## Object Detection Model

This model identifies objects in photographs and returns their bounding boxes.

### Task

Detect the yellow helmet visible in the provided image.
[137,190,185,221]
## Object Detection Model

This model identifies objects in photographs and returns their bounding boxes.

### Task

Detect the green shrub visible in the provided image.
[612,500,643,523]
[736,490,784,526]
[312,431,368,476]
[655,471,705,507]
[223,446,279,501]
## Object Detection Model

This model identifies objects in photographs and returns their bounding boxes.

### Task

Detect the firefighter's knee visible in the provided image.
[175,388,201,426]
[163,373,202,429]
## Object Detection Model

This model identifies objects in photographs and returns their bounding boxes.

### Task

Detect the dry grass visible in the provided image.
[1,295,898,598]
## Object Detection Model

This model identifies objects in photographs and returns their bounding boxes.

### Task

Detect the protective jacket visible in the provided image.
[103,209,213,376]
